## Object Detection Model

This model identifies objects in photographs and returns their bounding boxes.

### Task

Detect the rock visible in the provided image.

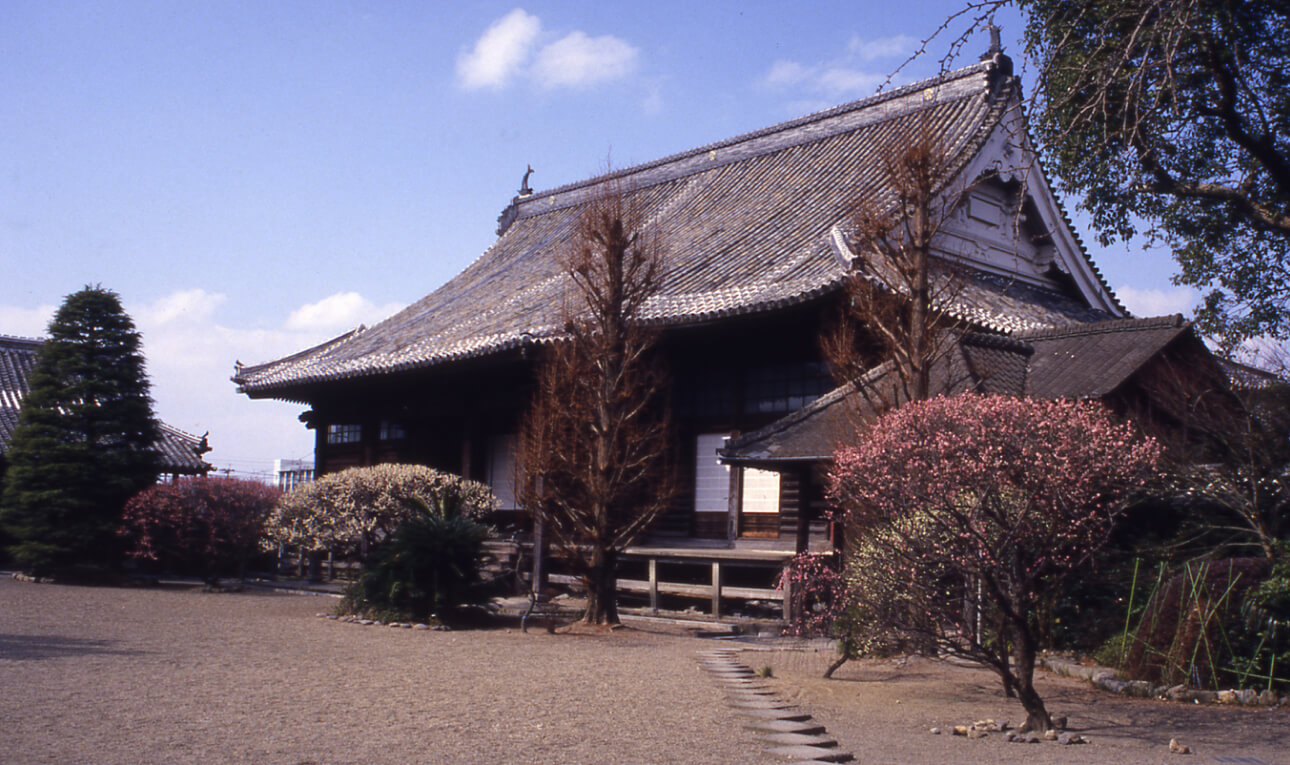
[1125,680,1155,698]
[1192,690,1218,704]
[1169,738,1192,755]
[1258,689,1278,706]
[1093,674,1128,694]
[359,619,373,625]
[952,725,968,737]
[1166,684,1190,702]
[967,727,988,739]
[1053,716,1067,731]
[388,622,402,628]
[1057,732,1087,745]
[1003,731,1016,742]
[1237,688,1259,705]
[1043,729,1058,741]
[413,623,430,630]
[1009,733,1040,744]
[326,614,338,620]
[929,728,942,735]
[1217,689,1238,704]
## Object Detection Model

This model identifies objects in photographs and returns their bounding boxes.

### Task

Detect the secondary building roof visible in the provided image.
[234,54,1120,401]
[720,316,1210,466]
[0,334,211,476]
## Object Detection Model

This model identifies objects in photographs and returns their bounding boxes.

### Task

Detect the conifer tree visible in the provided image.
[0,286,160,578]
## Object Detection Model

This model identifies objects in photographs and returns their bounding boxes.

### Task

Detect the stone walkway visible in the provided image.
[698,646,855,764]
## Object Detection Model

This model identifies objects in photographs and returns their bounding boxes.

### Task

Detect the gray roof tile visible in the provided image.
[237,58,1093,398]
[0,334,210,474]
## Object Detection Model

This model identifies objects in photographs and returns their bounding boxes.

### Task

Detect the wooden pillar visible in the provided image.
[648,558,659,615]
[781,562,794,621]
[726,466,742,544]
[711,561,722,619]
[460,419,473,480]
[795,466,811,554]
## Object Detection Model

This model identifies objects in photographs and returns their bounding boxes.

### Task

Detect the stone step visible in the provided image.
[767,745,854,762]
[730,698,797,710]
[738,707,811,721]
[756,732,839,748]
[743,719,828,736]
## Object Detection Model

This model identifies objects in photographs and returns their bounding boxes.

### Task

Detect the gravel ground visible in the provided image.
[0,578,767,765]
[750,645,1290,764]
[7,577,1288,765]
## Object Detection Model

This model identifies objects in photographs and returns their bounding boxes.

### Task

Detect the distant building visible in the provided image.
[273,459,314,492]
[1,333,212,480]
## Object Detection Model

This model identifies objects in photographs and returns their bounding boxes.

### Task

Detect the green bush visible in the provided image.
[1093,632,1134,670]
[1232,554,1290,691]
[351,502,491,622]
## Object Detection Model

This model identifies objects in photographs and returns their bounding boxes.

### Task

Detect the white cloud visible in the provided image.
[0,303,56,338]
[285,291,403,332]
[456,8,541,90]
[134,288,226,326]
[1114,285,1198,318]
[848,34,916,62]
[817,68,887,96]
[758,34,914,100]
[1,289,406,479]
[457,10,640,91]
[532,31,639,89]
[762,60,809,89]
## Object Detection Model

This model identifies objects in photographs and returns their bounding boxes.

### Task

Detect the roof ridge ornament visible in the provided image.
[982,22,1002,60]
[519,164,534,197]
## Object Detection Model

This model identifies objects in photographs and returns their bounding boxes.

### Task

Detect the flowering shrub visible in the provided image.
[263,464,497,559]
[829,394,1160,731]
[121,477,281,586]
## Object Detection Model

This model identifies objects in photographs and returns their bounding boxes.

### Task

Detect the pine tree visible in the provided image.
[0,286,160,578]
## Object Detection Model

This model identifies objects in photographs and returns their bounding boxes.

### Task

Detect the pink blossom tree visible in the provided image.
[830,394,1161,732]
[121,477,281,587]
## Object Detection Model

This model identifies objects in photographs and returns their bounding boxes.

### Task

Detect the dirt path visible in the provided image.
[0,578,766,765]
[750,645,1289,764]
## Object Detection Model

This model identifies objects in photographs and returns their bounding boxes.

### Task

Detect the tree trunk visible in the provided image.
[583,546,620,625]
[1010,618,1053,732]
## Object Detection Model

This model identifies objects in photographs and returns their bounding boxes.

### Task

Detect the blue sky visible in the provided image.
[4,2,1194,480]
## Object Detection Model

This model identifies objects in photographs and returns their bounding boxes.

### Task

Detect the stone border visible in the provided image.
[1040,656,1289,708]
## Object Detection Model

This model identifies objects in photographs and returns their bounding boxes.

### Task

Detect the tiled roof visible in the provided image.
[0,334,211,474]
[1018,315,1191,399]
[721,317,1200,465]
[238,56,1115,399]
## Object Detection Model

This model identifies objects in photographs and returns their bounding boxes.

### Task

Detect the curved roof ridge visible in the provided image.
[0,334,46,349]
[233,325,366,381]
[1017,314,1187,341]
[513,59,998,214]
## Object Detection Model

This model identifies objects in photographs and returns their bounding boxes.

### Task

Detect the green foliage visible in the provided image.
[351,501,492,622]
[1232,552,1290,690]
[263,464,496,560]
[0,286,160,578]
[1020,0,1290,347]
[1093,632,1134,671]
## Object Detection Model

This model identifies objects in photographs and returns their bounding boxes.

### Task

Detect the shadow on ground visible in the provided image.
[0,633,144,660]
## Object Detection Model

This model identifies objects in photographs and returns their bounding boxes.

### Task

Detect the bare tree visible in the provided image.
[822,118,972,412]
[519,188,674,627]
